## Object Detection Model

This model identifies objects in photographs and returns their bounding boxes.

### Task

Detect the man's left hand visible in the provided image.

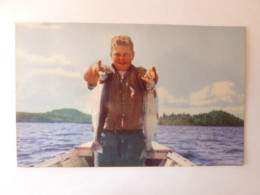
[141,67,157,83]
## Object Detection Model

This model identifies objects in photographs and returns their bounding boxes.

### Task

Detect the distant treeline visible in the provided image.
[158,110,244,126]
[17,108,244,126]
[16,108,92,123]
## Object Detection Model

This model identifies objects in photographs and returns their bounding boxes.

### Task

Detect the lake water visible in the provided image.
[16,123,244,167]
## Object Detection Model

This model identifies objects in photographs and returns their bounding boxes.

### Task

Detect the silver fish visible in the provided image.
[141,87,159,158]
[91,83,103,153]
[91,67,115,153]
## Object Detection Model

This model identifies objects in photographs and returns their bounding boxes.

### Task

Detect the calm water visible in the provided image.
[16,123,244,167]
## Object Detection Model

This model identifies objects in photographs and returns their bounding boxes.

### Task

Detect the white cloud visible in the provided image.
[158,87,186,104]
[211,82,236,103]
[159,82,238,107]
[189,86,216,105]
[189,81,237,106]
[16,48,72,65]
[16,23,63,30]
[157,81,244,119]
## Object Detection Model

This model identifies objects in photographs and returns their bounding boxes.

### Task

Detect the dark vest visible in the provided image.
[100,65,146,131]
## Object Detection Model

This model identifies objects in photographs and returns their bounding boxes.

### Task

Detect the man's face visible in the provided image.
[110,45,134,71]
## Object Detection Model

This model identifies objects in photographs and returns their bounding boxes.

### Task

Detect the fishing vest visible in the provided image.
[100,65,147,131]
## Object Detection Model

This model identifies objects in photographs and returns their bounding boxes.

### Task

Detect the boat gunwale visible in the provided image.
[33,141,196,167]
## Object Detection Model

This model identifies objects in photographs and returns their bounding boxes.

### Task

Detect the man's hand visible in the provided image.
[90,60,115,74]
[141,67,157,83]
[98,60,115,74]
[84,60,115,86]
[93,60,102,74]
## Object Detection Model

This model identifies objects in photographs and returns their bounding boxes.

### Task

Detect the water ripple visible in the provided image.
[16,123,244,167]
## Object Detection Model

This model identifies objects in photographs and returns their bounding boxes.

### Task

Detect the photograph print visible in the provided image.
[16,23,245,167]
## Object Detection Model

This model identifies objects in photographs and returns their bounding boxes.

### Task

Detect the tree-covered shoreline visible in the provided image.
[159,110,244,126]
[16,108,244,126]
[16,108,92,123]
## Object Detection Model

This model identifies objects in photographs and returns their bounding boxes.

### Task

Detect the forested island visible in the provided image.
[158,110,244,126]
[16,108,92,123]
[16,109,243,126]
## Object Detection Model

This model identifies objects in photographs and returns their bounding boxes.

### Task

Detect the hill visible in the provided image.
[16,108,92,123]
[158,110,244,126]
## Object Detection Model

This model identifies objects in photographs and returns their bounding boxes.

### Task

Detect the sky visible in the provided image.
[15,23,245,119]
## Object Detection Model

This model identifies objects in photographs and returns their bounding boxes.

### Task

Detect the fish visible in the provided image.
[91,82,103,153]
[141,87,159,158]
[91,67,114,153]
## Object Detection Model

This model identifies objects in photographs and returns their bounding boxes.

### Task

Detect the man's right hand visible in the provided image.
[89,60,102,75]
[91,60,115,75]
[98,60,115,74]
[84,60,115,89]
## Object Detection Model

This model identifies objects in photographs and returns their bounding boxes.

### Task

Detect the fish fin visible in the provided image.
[140,146,154,159]
[140,149,148,159]
[92,141,103,153]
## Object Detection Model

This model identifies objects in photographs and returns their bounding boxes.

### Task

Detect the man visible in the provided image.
[84,35,158,166]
